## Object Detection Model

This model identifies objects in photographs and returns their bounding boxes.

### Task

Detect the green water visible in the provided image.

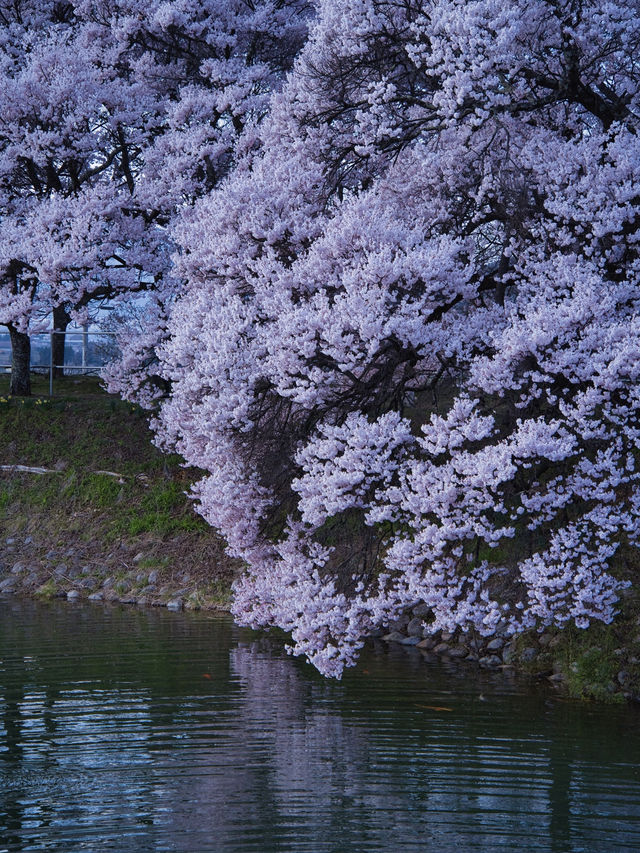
[1,598,639,852]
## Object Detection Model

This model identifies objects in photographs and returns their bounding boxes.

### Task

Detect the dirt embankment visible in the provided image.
[0,377,238,611]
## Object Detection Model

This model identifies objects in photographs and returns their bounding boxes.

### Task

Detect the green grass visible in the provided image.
[34,578,58,599]
[124,479,207,536]
[0,374,238,599]
[0,377,182,474]
[0,372,109,399]
[509,595,640,702]
[565,646,622,702]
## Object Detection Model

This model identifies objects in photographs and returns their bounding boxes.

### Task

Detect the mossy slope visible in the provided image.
[0,376,237,608]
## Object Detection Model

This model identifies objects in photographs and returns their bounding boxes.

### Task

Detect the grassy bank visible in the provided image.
[2,375,640,702]
[0,375,238,609]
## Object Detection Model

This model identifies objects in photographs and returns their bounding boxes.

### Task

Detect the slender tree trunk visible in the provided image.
[8,324,31,396]
[52,304,71,379]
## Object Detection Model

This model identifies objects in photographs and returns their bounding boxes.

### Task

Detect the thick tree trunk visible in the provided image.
[52,304,71,379]
[8,325,31,396]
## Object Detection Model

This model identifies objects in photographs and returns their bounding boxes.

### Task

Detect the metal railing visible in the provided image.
[0,329,120,395]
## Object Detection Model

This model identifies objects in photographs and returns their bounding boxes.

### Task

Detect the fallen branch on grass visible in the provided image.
[0,464,54,474]
[1,465,126,484]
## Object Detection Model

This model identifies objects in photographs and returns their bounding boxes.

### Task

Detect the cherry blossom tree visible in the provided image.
[95,0,312,404]
[0,0,311,395]
[156,0,640,676]
[0,0,76,393]
[0,0,165,394]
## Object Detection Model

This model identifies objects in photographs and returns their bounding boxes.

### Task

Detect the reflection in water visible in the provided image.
[0,598,639,852]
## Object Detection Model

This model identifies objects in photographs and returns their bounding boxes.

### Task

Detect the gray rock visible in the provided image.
[166,598,184,611]
[88,592,103,602]
[502,643,517,664]
[478,654,502,668]
[0,578,17,593]
[440,631,454,642]
[54,564,68,576]
[618,670,631,686]
[433,642,451,654]
[45,550,57,561]
[23,536,33,545]
[448,645,470,658]
[148,570,159,584]
[22,573,39,588]
[398,635,421,646]
[382,631,408,644]
[548,673,565,684]
[11,562,25,574]
[520,647,538,663]
[417,637,437,650]
[66,590,80,601]
[388,614,411,631]
[5,537,15,545]
[412,602,431,619]
[486,637,504,652]
[406,617,425,637]
[136,572,147,583]
[102,576,114,589]
[133,552,145,564]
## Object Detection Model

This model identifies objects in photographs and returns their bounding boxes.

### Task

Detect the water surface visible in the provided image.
[1,598,639,852]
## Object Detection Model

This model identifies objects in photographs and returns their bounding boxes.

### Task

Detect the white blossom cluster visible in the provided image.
[147,0,640,676]
[8,0,639,678]
[0,0,309,375]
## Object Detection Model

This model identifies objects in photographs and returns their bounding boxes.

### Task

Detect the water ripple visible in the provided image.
[1,599,639,852]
